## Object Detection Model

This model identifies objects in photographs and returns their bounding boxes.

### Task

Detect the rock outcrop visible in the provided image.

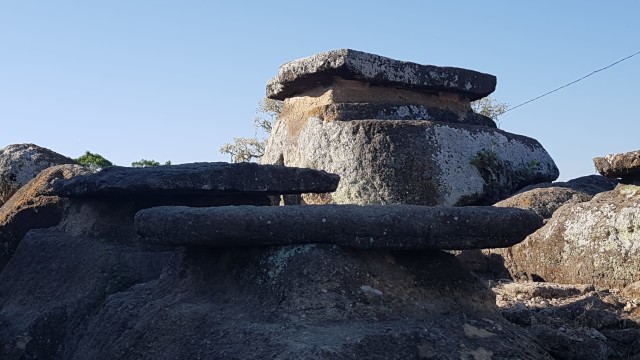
[594,149,640,183]
[0,144,76,205]
[262,49,559,205]
[0,160,553,359]
[494,175,617,219]
[0,162,344,359]
[496,183,640,289]
[0,164,88,270]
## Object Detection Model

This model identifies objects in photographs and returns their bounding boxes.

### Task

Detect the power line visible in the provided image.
[504,50,640,113]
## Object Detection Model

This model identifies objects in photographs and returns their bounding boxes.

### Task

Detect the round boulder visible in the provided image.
[0,144,76,205]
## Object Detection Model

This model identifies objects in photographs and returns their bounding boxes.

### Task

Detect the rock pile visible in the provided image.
[488,152,640,289]
[262,49,559,205]
[0,160,554,359]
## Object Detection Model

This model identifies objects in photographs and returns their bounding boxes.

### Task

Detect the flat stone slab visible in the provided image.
[267,49,497,101]
[594,150,640,179]
[53,162,340,198]
[135,204,542,250]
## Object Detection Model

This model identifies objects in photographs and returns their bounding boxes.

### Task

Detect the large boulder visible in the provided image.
[594,149,640,184]
[0,164,88,270]
[0,144,76,205]
[496,184,640,288]
[263,119,558,205]
[494,175,617,219]
[69,246,551,359]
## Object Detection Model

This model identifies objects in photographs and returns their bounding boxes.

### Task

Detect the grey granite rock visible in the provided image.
[0,144,76,205]
[263,119,558,206]
[53,162,339,198]
[135,204,543,250]
[594,150,640,181]
[496,184,640,289]
[267,49,497,101]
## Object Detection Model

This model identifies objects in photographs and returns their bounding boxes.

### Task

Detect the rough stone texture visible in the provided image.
[322,103,497,127]
[0,228,172,359]
[53,162,339,199]
[278,78,496,128]
[494,175,618,219]
[68,246,550,359]
[496,184,640,289]
[266,49,497,101]
[495,187,592,219]
[494,281,640,360]
[0,164,89,270]
[0,143,76,205]
[594,150,640,180]
[135,204,543,250]
[263,118,558,206]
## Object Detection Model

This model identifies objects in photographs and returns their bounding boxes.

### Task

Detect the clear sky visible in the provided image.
[1,1,638,180]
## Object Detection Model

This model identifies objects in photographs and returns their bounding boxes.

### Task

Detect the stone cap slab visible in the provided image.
[53,162,340,198]
[135,204,542,250]
[266,49,496,101]
[594,150,640,179]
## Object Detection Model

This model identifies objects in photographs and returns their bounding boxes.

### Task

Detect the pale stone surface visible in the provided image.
[280,78,496,127]
[495,184,640,289]
[0,144,76,205]
[267,49,497,101]
[594,150,640,180]
[262,118,558,206]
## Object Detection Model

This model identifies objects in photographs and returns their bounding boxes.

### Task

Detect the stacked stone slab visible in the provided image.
[594,149,640,184]
[262,49,559,205]
[0,161,552,359]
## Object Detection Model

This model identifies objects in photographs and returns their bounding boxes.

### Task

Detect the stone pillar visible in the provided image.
[263,49,559,206]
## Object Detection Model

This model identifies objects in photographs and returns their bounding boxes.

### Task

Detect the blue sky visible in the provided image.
[1,1,638,180]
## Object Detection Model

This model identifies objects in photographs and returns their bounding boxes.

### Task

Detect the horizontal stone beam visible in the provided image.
[267,49,497,101]
[594,150,640,180]
[135,204,542,250]
[53,162,340,198]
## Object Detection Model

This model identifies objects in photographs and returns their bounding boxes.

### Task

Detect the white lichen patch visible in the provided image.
[431,125,556,205]
[262,244,315,281]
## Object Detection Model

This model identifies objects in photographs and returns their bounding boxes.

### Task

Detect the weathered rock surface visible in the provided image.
[70,246,551,359]
[494,175,617,219]
[136,204,543,250]
[53,162,339,198]
[496,184,640,289]
[0,164,88,270]
[494,281,640,360]
[267,49,497,101]
[0,143,76,205]
[0,228,172,358]
[263,119,558,205]
[594,150,640,181]
[277,77,496,128]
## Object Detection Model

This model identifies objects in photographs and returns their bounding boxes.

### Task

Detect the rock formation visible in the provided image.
[262,49,559,205]
[0,164,88,270]
[0,144,76,206]
[594,150,640,183]
[0,159,554,359]
[492,153,640,289]
[494,175,617,219]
